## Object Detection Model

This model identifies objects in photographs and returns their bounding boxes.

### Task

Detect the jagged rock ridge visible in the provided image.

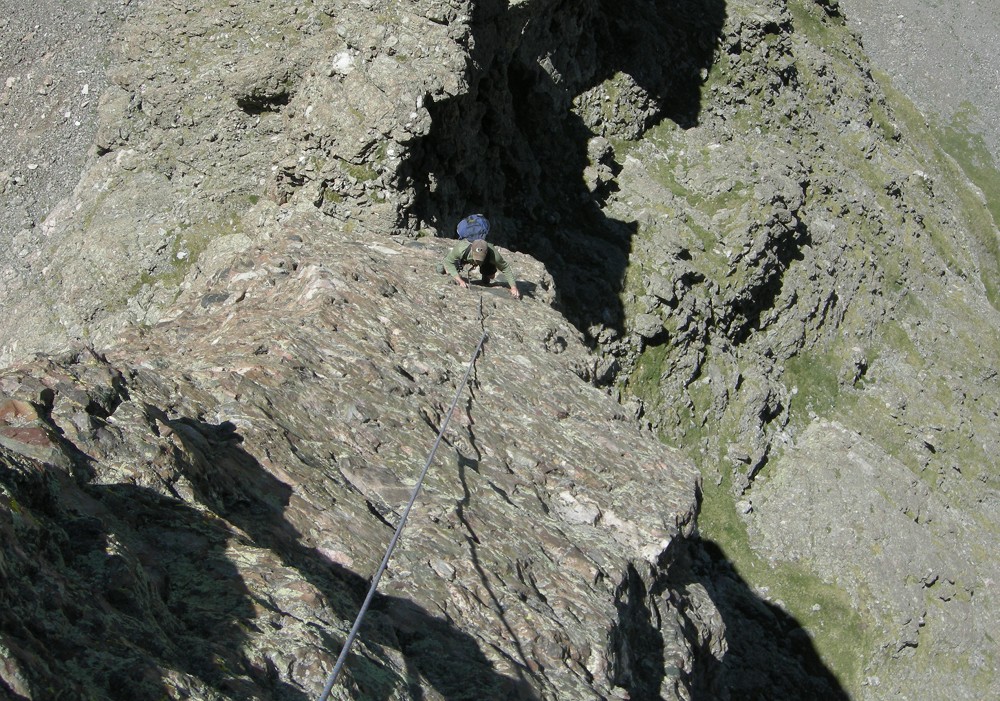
[2,0,1000,700]
[1,214,714,699]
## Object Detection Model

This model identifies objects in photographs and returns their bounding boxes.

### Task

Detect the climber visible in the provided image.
[440,238,521,299]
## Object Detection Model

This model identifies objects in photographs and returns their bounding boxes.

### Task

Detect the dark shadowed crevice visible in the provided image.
[725,219,812,346]
[236,89,292,115]
[609,563,667,700]
[605,525,851,700]
[404,0,727,347]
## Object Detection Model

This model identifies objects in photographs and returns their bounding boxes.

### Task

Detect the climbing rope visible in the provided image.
[317,328,490,701]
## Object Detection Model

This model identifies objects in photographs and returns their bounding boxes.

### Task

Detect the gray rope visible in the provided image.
[317,329,489,701]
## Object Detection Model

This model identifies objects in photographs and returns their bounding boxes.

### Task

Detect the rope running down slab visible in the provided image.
[317,328,489,701]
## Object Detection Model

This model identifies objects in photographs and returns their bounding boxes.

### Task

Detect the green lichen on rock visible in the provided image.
[614,1,1000,698]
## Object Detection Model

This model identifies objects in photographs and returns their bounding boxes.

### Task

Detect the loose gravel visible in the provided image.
[0,0,131,251]
[837,0,1000,162]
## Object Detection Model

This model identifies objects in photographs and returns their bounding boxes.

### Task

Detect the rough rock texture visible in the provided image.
[837,0,1000,162]
[0,0,130,353]
[1,214,713,700]
[0,0,128,240]
[752,421,1000,700]
[604,2,1000,699]
[0,0,730,365]
[2,0,1000,700]
[606,2,1000,698]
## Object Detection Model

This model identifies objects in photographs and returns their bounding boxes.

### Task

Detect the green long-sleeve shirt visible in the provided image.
[442,241,517,287]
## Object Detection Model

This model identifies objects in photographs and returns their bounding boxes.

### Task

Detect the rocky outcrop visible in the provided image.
[0,0,729,366]
[2,0,1000,699]
[0,210,719,699]
[607,2,1000,699]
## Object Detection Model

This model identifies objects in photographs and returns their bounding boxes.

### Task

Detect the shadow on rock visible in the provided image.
[684,538,850,701]
[160,412,541,700]
[0,445,304,701]
[409,0,727,347]
[606,535,849,700]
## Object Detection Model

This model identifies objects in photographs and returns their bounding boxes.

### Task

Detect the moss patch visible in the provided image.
[627,342,670,408]
[127,217,234,301]
[936,104,1000,308]
[783,348,844,432]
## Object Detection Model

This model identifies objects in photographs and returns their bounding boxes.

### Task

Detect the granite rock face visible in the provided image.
[608,3,1000,698]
